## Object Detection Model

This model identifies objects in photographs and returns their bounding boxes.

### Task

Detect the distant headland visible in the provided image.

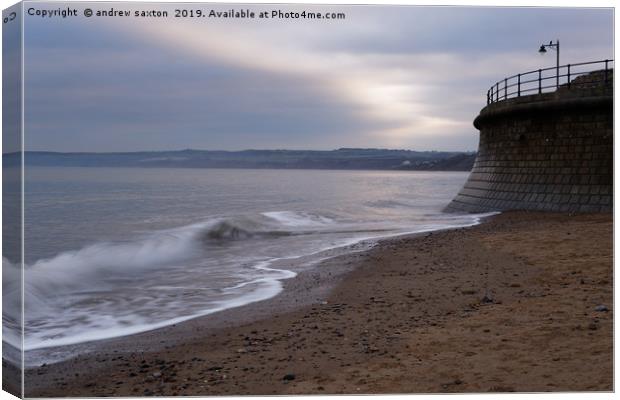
[5,148,476,171]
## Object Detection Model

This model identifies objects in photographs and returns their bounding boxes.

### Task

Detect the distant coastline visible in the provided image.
[4,149,476,171]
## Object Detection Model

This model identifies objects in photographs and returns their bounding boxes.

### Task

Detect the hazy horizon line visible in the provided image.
[7,147,477,155]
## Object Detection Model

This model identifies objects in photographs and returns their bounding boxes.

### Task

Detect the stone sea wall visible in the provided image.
[446,69,613,213]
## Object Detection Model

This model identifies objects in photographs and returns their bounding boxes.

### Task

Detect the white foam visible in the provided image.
[3,257,23,351]
[22,259,296,351]
[262,211,334,227]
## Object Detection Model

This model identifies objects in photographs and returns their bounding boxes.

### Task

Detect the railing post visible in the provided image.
[517,74,521,96]
[504,78,507,100]
[538,69,542,94]
[604,59,609,84]
[567,64,571,89]
[487,89,490,105]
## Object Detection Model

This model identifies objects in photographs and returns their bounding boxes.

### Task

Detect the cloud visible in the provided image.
[23,4,613,152]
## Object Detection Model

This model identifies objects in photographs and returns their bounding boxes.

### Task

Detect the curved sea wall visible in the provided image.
[446,70,613,213]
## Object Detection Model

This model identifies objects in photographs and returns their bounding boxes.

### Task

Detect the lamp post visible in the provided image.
[539,40,560,88]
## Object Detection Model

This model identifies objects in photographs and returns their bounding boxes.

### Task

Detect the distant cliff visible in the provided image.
[6,149,476,171]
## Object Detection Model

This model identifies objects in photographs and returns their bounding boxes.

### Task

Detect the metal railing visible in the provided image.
[487,59,613,105]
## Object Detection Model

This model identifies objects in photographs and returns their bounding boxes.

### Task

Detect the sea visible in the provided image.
[2,167,492,366]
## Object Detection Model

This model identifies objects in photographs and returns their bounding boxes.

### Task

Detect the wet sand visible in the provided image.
[24,211,613,396]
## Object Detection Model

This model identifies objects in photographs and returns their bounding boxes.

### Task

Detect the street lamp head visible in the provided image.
[537,40,560,89]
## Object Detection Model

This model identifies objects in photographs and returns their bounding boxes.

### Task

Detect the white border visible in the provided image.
[1,1,617,400]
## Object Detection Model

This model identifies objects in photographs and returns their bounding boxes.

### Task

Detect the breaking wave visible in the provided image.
[8,211,336,352]
[24,211,332,285]
[8,207,496,358]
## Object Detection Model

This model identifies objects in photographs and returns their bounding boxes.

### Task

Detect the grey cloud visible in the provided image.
[314,7,612,56]
[21,4,613,152]
[25,47,398,151]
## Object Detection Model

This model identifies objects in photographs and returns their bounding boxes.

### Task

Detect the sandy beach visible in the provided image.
[23,211,612,396]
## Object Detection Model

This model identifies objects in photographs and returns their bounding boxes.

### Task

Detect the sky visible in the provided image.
[21,2,614,152]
